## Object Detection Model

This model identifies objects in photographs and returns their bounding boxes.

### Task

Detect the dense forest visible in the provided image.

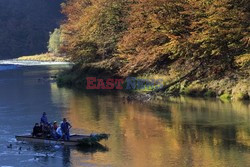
[57,0,249,100]
[0,0,63,59]
[59,0,249,65]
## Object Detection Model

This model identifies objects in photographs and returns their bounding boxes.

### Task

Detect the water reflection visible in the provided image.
[0,65,249,167]
[62,147,71,167]
[51,86,250,167]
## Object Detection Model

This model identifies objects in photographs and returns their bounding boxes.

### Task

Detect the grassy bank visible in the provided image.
[57,55,250,101]
[17,53,70,62]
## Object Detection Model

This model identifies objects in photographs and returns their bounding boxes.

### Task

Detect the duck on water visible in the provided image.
[15,112,109,147]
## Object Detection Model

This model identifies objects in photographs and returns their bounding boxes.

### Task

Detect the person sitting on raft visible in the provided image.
[32,123,42,137]
[51,121,60,139]
[56,126,63,139]
[53,121,58,131]
[42,122,51,138]
[61,118,72,141]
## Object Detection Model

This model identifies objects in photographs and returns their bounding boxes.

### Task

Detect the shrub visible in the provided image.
[220,93,231,100]
[184,83,205,97]
[204,90,217,97]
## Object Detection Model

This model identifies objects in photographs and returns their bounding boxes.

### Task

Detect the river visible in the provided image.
[0,64,249,167]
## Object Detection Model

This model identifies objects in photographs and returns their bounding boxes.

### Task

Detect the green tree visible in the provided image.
[48,28,62,54]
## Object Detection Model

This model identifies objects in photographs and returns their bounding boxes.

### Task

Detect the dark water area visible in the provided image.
[0,64,20,71]
[0,64,250,167]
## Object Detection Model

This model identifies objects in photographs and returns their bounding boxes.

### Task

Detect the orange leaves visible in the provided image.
[117,0,189,64]
[60,0,129,63]
[59,0,250,76]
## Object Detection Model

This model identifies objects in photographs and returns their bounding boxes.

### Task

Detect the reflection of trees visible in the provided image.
[61,91,250,167]
[149,98,250,166]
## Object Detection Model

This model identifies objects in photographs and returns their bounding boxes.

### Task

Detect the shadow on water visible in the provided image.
[76,142,109,153]
[12,142,109,166]
[31,142,109,153]
[30,144,72,166]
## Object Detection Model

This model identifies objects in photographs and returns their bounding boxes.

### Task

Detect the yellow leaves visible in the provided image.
[59,0,250,76]
[61,0,129,63]
[235,54,250,67]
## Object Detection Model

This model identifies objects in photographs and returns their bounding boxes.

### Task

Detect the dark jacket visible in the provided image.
[40,115,48,124]
[61,122,71,133]
[32,125,42,137]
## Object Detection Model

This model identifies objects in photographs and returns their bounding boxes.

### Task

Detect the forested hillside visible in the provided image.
[0,0,63,59]
[58,0,250,100]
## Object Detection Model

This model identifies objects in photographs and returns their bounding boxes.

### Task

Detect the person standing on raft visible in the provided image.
[40,112,48,125]
[61,118,72,141]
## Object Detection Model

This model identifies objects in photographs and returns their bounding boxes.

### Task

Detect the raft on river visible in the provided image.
[15,133,109,147]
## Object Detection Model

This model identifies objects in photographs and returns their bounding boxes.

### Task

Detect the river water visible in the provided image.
[0,64,249,167]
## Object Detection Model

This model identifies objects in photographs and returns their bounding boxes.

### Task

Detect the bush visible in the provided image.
[184,83,205,97]
[233,93,249,100]
[232,81,250,100]
[220,93,231,100]
[204,90,217,97]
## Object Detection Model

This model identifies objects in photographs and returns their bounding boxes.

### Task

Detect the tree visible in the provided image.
[0,0,63,59]
[60,0,129,63]
[59,0,250,76]
[48,28,62,54]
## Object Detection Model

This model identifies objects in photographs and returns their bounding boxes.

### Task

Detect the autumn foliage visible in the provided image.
[60,0,250,76]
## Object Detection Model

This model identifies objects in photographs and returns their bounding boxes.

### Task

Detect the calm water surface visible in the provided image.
[0,64,249,167]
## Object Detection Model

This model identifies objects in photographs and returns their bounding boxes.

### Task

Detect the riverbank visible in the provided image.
[17,53,70,62]
[57,54,250,102]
